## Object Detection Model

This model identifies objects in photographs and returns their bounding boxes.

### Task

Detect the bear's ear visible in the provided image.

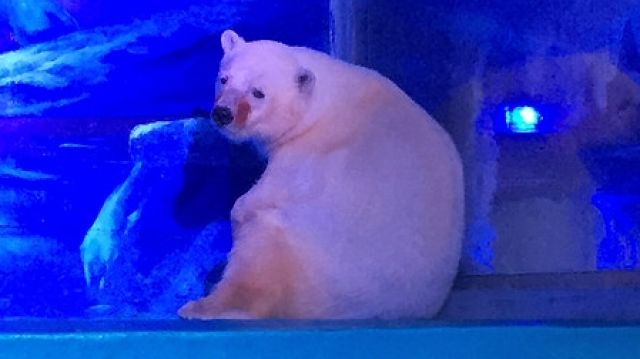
[296,68,315,95]
[221,30,245,54]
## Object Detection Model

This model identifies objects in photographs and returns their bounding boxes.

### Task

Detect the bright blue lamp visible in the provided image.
[505,105,542,133]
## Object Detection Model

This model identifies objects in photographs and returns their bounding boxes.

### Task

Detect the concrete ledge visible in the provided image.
[2,272,640,358]
[1,320,640,359]
[440,271,640,321]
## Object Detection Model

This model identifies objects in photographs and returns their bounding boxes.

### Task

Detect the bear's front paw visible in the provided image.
[178,300,211,320]
[178,300,255,320]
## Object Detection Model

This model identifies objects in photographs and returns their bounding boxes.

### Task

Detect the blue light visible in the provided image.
[505,105,542,133]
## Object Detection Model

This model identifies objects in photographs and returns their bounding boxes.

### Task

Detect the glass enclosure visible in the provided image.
[1,0,640,319]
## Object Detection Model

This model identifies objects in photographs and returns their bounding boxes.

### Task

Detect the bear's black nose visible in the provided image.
[212,106,234,127]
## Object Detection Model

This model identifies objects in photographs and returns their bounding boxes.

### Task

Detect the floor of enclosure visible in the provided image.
[2,271,640,358]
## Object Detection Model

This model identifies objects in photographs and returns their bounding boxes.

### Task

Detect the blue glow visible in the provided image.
[0,0,326,318]
[505,106,542,133]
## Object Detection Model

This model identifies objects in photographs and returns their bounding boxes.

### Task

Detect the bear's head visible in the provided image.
[211,30,316,147]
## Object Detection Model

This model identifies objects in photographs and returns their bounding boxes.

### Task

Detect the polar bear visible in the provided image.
[178,30,464,320]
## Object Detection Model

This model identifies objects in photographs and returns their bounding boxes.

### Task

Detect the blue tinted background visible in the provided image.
[2,0,640,320]
[0,0,330,317]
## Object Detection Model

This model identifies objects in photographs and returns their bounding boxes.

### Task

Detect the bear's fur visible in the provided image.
[178,30,464,319]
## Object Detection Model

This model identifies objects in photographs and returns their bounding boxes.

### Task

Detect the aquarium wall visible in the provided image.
[333,0,640,274]
[0,0,329,317]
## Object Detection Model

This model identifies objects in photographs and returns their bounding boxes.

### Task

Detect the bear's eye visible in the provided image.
[220,76,228,85]
[252,89,265,99]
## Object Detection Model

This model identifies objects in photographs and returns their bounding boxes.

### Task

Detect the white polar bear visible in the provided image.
[178,30,464,320]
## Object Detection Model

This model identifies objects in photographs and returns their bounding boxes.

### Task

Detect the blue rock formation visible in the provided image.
[81,117,265,317]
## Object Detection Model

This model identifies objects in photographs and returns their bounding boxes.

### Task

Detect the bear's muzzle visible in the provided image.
[212,106,234,127]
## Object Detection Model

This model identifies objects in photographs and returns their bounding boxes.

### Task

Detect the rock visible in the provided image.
[81,117,265,316]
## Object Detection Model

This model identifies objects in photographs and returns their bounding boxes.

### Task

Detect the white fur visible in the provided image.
[182,31,464,319]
